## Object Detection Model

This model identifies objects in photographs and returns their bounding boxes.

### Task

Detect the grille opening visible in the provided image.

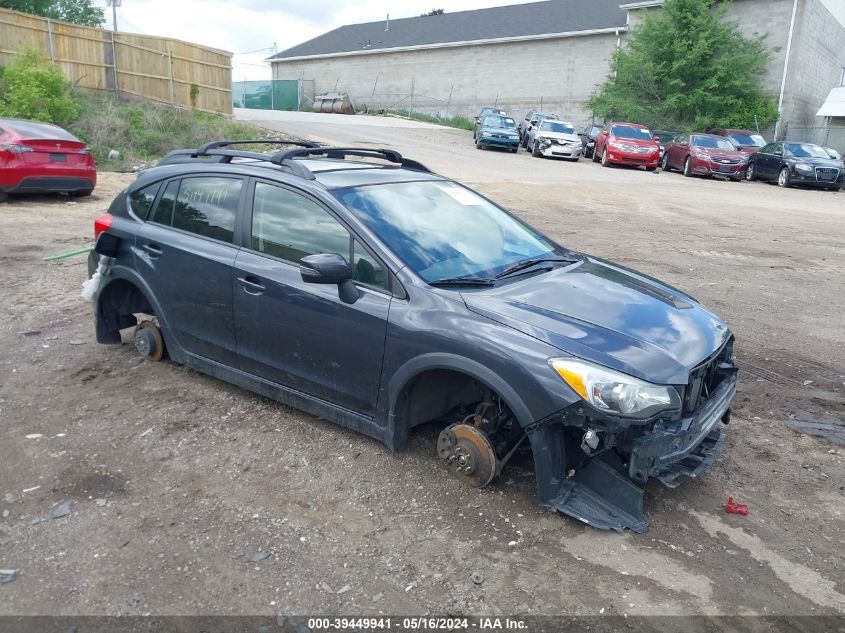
[683,339,735,415]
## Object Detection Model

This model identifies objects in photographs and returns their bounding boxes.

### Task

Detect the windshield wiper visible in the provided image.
[495,255,579,280]
[428,277,496,287]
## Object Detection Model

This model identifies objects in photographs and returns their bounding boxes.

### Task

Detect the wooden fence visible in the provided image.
[0,8,232,114]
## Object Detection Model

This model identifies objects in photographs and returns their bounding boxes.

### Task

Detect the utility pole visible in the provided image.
[107,0,122,32]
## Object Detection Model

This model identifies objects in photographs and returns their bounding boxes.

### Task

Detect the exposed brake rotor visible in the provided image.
[437,423,498,488]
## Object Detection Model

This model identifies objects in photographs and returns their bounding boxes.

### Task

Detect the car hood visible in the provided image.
[786,156,843,168]
[610,137,658,149]
[481,126,518,135]
[693,147,747,160]
[461,257,731,385]
[537,132,580,142]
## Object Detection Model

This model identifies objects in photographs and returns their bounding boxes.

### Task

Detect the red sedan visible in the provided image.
[0,118,96,202]
[592,122,660,170]
[662,133,749,180]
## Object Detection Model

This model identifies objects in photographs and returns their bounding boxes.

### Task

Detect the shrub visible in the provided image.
[69,91,280,169]
[0,51,78,126]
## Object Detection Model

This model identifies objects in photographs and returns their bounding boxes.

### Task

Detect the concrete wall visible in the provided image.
[785,0,845,125]
[272,32,621,126]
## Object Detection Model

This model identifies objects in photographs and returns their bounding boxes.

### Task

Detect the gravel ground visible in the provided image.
[0,114,843,619]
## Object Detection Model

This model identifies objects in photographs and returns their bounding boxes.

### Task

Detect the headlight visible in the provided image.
[481,131,492,138]
[795,163,813,173]
[550,358,681,418]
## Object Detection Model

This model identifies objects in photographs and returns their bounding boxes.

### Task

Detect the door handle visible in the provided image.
[141,243,162,257]
[237,276,266,294]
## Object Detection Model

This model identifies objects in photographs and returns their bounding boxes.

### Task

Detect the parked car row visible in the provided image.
[471,109,844,192]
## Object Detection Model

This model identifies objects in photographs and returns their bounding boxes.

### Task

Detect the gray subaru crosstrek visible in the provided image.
[89,141,738,532]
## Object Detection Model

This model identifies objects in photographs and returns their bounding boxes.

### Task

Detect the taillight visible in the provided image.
[94,213,113,239]
[80,148,91,155]
[0,143,34,153]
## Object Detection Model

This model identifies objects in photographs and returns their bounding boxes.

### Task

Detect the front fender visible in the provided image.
[387,353,535,430]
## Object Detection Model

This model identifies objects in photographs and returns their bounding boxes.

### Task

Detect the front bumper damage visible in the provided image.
[527,369,737,533]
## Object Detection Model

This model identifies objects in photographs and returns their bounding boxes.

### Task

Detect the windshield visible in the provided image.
[610,124,653,140]
[726,133,765,147]
[652,131,677,143]
[692,136,736,151]
[483,115,516,128]
[541,121,576,134]
[333,181,563,282]
[784,143,832,159]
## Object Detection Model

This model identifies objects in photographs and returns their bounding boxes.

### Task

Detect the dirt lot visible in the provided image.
[1,113,843,619]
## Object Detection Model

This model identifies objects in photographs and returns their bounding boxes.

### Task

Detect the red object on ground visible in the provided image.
[725,496,749,515]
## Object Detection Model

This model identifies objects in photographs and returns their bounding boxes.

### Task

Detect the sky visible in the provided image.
[96,0,542,81]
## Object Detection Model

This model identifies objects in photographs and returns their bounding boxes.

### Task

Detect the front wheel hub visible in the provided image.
[437,423,498,488]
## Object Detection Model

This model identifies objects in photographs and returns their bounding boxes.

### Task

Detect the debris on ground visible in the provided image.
[0,570,18,584]
[247,551,270,563]
[725,496,749,516]
[336,584,351,595]
[51,501,72,519]
[471,571,484,585]
[25,434,42,440]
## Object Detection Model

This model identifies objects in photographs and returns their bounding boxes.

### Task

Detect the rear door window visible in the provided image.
[172,177,242,243]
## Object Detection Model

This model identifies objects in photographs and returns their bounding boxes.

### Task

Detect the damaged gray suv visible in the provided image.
[89,141,738,533]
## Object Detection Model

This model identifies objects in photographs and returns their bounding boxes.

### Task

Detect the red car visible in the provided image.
[0,118,96,202]
[709,128,767,155]
[662,133,749,180]
[592,122,660,170]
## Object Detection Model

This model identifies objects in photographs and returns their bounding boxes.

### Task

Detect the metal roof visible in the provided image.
[268,0,628,61]
[817,86,845,118]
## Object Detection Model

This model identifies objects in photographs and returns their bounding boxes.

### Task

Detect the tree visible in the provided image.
[587,0,778,131]
[421,9,445,16]
[47,0,105,26]
[0,50,79,126]
[0,0,104,26]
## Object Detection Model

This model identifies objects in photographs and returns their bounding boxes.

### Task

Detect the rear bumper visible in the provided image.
[1,175,95,193]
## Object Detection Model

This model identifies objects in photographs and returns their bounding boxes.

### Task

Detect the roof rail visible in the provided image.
[270,146,431,174]
[156,148,317,179]
[196,139,321,154]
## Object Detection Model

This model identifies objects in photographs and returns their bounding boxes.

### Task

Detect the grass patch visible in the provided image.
[380,109,474,131]
[69,91,279,171]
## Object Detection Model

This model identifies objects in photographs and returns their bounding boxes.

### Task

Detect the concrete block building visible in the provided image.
[268,0,845,135]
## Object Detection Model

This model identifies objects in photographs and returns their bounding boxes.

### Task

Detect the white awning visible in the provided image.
[817,86,845,117]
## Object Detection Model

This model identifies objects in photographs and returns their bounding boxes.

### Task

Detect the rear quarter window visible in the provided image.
[128,183,161,219]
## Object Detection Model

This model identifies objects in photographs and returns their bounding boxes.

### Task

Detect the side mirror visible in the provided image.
[300,253,361,304]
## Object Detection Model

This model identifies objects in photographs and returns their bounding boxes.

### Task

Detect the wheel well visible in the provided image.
[396,369,488,430]
[95,278,154,344]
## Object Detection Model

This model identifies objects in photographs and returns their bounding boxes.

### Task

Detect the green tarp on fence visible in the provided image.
[232,80,299,111]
